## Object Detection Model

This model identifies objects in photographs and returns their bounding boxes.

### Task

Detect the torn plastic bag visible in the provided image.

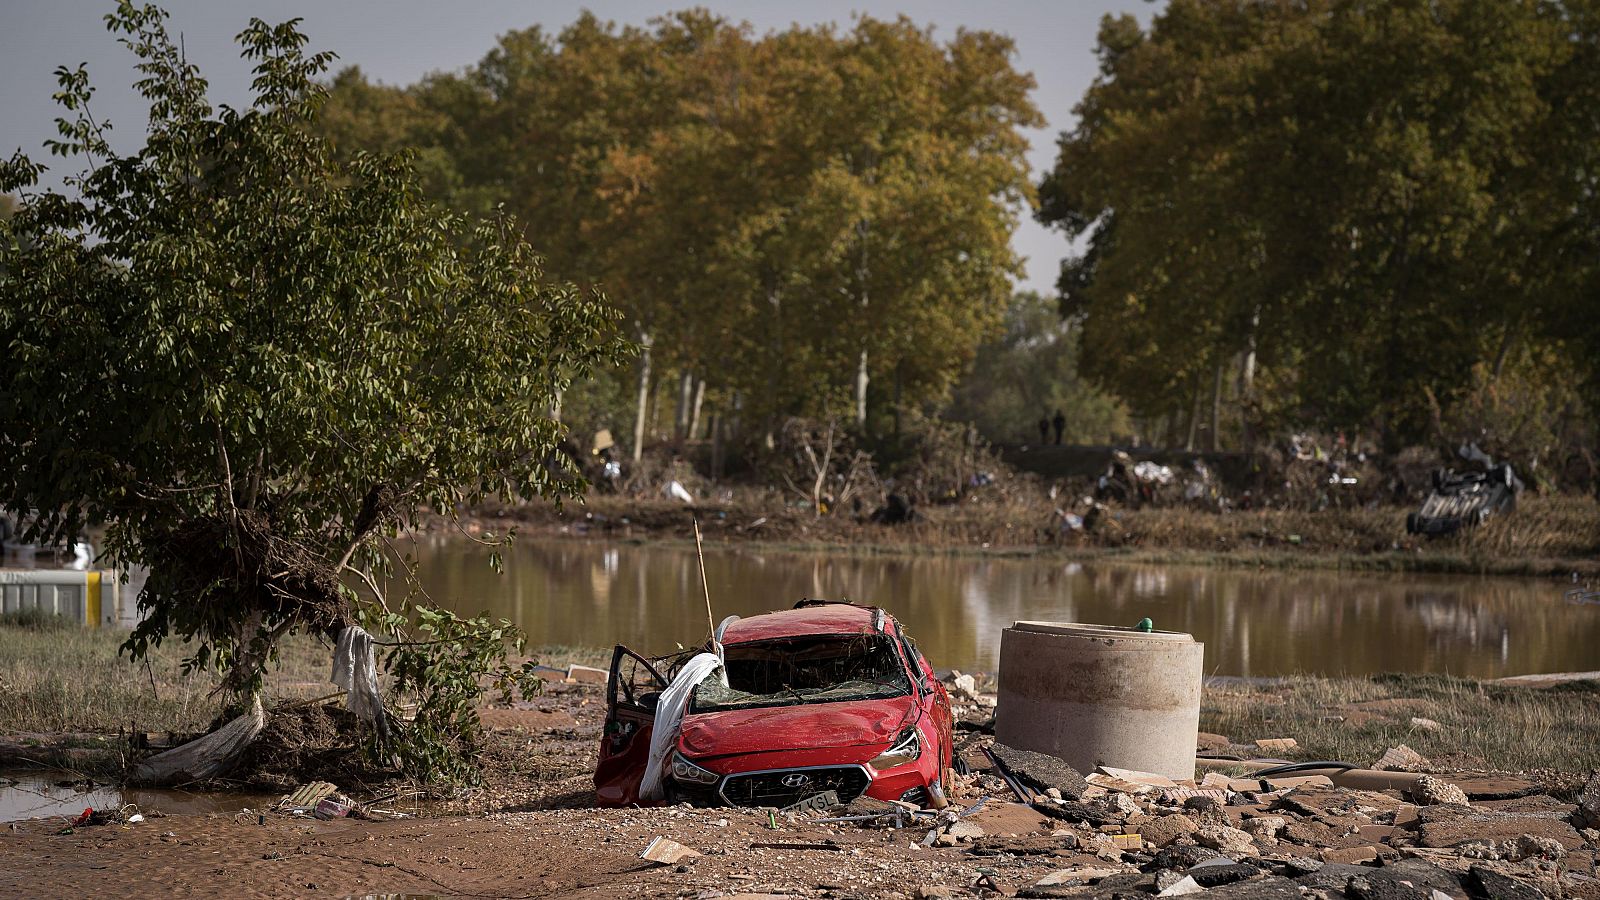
[331,625,388,739]
[639,651,722,802]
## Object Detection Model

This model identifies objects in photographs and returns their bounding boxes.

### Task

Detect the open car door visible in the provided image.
[593,644,668,806]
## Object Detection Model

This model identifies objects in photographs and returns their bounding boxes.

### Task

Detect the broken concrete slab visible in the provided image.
[1350,874,1431,900]
[990,743,1092,801]
[1468,865,1547,900]
[1376,745,1430,772]
[1200,877,1305,900]
[1158,875,1205,896]
[1416,805,1586,852]
[1189,862,1262,888]
[1254,738,1299,754]
[1321,847,1381,865]
[1087,773,1155,795]
[1032,866,1131,887]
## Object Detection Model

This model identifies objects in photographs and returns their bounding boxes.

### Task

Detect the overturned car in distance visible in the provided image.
[594,600,954,810]
[1406,463,1523,536]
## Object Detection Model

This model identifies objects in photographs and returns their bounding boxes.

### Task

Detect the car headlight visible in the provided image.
[870,725,922,770]
[670,751,720,785]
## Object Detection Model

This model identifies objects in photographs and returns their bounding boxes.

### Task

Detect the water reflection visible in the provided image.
[396,536,1598,678]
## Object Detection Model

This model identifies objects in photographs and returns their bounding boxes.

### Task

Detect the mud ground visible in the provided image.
[3,678,1598,899]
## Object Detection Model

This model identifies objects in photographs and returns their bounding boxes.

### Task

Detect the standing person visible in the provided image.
[1052,409,1066,445]
[1037,415,1050,445]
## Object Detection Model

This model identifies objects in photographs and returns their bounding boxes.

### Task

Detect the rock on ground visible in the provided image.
[1195,823,1258,856]
[1411,774,1471,806]
[1141,813,1199,848]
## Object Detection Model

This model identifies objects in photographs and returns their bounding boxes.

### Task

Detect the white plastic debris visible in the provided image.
[639,652,722,802]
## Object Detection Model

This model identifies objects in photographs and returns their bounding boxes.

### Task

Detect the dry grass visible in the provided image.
[0,616,616,737]
[1202,672,1600,774]
[0,616,332,735]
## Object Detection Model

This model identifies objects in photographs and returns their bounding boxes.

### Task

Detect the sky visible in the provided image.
[0,0,1160,295]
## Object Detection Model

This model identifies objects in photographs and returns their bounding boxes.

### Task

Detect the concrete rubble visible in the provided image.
[913,670,1599,900]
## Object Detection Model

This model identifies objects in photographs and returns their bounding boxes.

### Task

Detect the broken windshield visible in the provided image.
[690,634,911,713]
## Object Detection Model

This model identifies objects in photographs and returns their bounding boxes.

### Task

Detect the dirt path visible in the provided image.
[0,803,1066,899]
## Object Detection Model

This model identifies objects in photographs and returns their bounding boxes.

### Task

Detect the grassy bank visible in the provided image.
[0,611,329,736]
[1202,672,1600,775]
[472,492,1600,578]
[4,620,1596,776]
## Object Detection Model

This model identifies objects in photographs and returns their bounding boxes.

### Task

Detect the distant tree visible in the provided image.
[319,13,1042,443]
[0,4,624,783]
[945,291,1129,445]
[1039,0,1599,453]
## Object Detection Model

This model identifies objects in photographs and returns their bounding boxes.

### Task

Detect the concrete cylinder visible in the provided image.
[995,621,1204,781]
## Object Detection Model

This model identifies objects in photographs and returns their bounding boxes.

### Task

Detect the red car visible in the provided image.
[594,600,955,809]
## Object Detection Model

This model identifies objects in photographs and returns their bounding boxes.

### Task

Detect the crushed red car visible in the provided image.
[593,600,954,809]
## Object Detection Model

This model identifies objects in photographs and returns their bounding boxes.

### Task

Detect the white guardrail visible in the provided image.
[0,569,120,626]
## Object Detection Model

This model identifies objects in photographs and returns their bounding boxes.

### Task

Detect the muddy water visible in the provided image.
[0,771,271,824]
[396,536,1599,678]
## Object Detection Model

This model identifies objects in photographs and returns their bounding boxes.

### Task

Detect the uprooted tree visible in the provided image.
[0,4,626,785]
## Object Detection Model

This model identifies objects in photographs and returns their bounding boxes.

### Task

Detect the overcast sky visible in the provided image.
[1,1,1160,295]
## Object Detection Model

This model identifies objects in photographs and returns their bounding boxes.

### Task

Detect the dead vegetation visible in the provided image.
[475,490,1600,577]
[1202,673,1600,775]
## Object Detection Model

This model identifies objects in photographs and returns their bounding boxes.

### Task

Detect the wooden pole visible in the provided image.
[693,517,715,641]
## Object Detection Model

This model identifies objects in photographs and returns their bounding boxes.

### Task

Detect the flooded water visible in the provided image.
[0,771,271,824]
[396,536,1599,678]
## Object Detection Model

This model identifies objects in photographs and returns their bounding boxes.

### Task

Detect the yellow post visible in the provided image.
[85,571,101,627]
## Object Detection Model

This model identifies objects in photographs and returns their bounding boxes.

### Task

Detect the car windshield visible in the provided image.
[690,634,911,713]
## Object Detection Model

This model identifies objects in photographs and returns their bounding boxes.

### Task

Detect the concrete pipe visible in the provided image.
[995,621,1204,781]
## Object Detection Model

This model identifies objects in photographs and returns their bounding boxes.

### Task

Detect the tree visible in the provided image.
[0,4,625,782]
[318,13,1042,444]
[945,291,1130,444]
[1039,0,1598,455]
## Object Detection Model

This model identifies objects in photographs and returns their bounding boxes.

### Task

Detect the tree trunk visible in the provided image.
[710,412,724,481]
[649,377,662,444]
[1210,358,1224,452]
[854,219,870,429]
[1240,306,1260,453]
[675,371,693,441]
[632,333,652,463]
[689,378,706,440]
[855,349,869,428]
[1183,374,1201,451]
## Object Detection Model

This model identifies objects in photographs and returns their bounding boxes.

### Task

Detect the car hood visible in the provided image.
[678,695,917,759]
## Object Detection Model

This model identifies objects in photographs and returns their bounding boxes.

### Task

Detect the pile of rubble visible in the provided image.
[920,671,1600,899]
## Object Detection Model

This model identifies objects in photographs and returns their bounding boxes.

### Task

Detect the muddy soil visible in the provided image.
[3,678,1598,899]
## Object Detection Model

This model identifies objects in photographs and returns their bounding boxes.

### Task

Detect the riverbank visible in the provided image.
[2,634,1598,898]
[466,492,1600,579]
[3,630,1600,896]
[3,624,1597,778]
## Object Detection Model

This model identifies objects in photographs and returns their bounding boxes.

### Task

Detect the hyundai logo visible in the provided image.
[779,773,812,789]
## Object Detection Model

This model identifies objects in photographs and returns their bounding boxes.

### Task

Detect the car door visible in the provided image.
[593,644,667,806]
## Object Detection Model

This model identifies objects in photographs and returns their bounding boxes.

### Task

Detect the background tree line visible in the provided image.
[1040,0,1600,478]
[317,11,1072,456]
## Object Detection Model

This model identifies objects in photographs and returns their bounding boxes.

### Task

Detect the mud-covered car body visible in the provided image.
[1406,464,1522,535]
[593,601,954,809]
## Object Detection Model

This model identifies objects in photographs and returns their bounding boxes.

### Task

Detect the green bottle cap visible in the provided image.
[1134,617,1154,633]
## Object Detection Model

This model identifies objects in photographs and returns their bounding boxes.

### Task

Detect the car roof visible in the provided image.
[720,603,890,645]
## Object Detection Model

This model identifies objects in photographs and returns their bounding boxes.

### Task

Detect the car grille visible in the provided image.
[720,766,871,808]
